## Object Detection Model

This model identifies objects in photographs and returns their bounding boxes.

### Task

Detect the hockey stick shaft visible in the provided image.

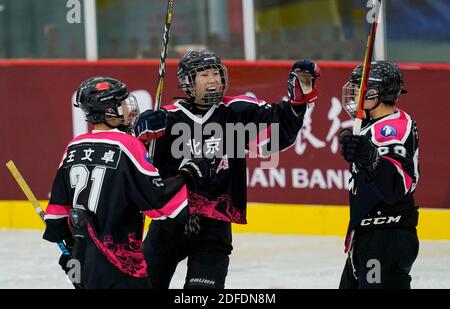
[353,0,381,135]
[345,0,381,255]
[148,0,174,158]
[5,160,70,256]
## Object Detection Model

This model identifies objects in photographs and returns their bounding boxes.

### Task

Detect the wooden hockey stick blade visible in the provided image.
[6,160,45,222]
[5,160,71,256]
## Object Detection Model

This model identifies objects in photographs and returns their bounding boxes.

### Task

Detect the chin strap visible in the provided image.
[363,98,382,120]
[104,120,129,133]
[186,97,214,112]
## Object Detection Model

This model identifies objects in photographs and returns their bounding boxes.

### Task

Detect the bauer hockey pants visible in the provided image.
[143,216,233,289]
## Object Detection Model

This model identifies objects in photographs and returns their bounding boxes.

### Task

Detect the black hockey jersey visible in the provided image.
[154,95,306,224]
[43,129,188,279]
[345,109,420,251]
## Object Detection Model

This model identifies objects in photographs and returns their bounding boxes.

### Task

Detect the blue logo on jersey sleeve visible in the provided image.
[381,125,397,138]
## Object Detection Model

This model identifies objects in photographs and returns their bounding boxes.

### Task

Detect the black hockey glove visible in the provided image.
[178,158,216,190]
[170,206,201,236]
[184,213,201,237]
[58,252,85,289]
[58,252,72,275]
[288,59,320,107]
[339,130,381,174]
[57,236,74,276]
[133,109,168,145]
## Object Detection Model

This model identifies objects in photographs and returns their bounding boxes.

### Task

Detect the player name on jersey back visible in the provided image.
[63,143,122,170]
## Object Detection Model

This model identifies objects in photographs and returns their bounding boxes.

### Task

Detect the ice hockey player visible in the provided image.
[42,77,215,289]
[339,61,420,289]
[133,49,320,288]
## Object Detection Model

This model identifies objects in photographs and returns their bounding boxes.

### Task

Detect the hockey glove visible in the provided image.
[58,252,72,275]
[339,130,381,174]
[178,158,216,190]
[288,59,320,106]
[57,236,74,276]
[58,253,85,289]
[133,109,168,145]
[184,213,201,237]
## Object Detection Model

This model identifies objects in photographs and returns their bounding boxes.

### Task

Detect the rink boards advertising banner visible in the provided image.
[0,60,449,209]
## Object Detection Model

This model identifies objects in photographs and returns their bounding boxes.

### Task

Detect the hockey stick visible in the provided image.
[353,0,381,135]
[148,0,174,159]
[344,0,382,255]
[5,160,71,256]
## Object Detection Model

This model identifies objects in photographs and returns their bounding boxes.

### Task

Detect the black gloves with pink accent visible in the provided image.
[287,59,320,114]
[133,109,168,145]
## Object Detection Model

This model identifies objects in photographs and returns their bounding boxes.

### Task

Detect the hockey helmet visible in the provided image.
[342,61,407,118]
[177,49,228,105]
[75,77,139,126]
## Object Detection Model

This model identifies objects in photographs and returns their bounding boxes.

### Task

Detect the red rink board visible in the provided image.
[0,60,449,208]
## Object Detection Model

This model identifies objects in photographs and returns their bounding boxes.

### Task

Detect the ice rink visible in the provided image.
[1,230,449,289]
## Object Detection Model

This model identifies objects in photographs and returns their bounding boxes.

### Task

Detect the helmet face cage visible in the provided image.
[342,81,359,119]
[341,82,379,119]
[119,93,140,127]
[177,49,228,105]
[179,63,228,105]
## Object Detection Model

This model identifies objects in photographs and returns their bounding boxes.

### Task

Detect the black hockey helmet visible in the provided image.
[177,49,228,105]
[75,77,139,126]
[349,61,407,104]
[342,61,407,118]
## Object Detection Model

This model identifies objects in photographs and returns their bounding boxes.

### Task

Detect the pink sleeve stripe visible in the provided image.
[58,146,69,168]
[221,95,267,106]
[68,132,159,176]
[373,110,409,145]
[143,185,188,219]
[247,125,272,157]
[143,209,165,219]
[45,204,71,216]
[164,104,180,112]
[383,156,413,193]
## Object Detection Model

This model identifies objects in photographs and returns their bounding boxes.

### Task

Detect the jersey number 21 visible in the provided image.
[69,164,106,213]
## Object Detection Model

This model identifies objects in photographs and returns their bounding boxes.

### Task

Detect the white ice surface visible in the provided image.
[1,230,449,289]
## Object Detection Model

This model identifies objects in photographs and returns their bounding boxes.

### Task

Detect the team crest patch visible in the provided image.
[381,125,397,138]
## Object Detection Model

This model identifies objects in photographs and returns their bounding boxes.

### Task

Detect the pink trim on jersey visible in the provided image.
[87,224,148,278]
[44,204,71,220]
[383,156,413,193]
[45,204,71,216]
[68,131,158,174]
[143,184,188,219]
[188,192,247,224]
[58,149,69,167]
[247,125,272,156]
[221,95,267,107]
[344,230,355,254]
[163,104,180,112]
[373,110,409,145]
